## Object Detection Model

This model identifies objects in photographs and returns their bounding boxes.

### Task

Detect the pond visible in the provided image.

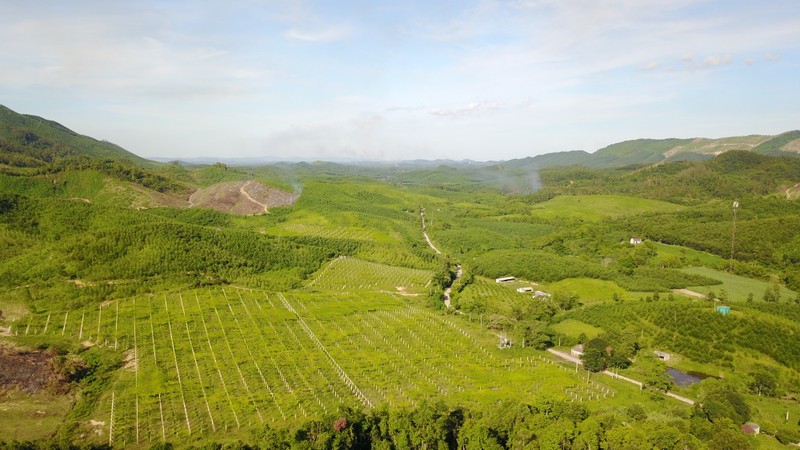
[667,368,714,386]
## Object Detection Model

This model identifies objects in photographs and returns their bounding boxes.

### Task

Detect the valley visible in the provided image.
[1,105,800,448]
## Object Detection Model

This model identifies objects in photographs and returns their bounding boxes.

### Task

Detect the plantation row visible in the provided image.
[304,256,433,294]
[17,287,624,445]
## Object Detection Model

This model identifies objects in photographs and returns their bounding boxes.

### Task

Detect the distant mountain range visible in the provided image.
[1,104,798,169]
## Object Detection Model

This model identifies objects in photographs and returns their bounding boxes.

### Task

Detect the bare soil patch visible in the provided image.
[189,180,296,215]
[0,346,64,394]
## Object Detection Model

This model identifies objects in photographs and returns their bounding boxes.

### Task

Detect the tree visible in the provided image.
[695,381,751,425]
[517,320,552,350]
[748,367,778,397]
[639,355,672,392]
[581,338,610,372]
[763,283,781,303]
[625,404,647,421]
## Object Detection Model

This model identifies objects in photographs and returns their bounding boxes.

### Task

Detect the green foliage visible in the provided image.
[581,337,610,372]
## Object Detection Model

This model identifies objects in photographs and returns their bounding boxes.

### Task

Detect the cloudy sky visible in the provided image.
[1,0,799,161]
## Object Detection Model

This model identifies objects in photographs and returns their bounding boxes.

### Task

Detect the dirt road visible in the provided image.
[546,348,695,405]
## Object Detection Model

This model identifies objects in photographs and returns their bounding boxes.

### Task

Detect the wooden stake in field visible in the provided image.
[158,392,166,441]
[42,313,51,334]
[114,301,120,350]
[79,309,85,340]
[61,311,68,336]
[97,304,102,342]
[109,391,115,446]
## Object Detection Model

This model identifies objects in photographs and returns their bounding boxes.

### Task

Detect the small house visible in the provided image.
[629,237,643,245]
[654,350,671,361]
[516,287,533,293]
[571,344,585,357]
[741,423,760,435]
[496,276,516,283]
[715,305,731,315]
[534,290,552,299]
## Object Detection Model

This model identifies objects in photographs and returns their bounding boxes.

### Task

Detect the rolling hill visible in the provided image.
[0,105,149,168]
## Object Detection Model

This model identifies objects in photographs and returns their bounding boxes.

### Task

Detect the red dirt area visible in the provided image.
[0,347,63,394]
[188,180,296,215]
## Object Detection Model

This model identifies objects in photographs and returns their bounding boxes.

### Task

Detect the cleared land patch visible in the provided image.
[189,180,295,215]
[682,266,797,303]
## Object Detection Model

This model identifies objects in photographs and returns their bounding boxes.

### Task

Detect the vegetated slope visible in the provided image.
[0,193,332,309]
[751,130,800,155]
[189,180,296,215]
[537,150,800,203]
[585,138,694,168]
[0,105,149,167]
[507,134,788,169]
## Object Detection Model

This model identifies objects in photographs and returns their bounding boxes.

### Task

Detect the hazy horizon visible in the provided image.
[2,0,799,162]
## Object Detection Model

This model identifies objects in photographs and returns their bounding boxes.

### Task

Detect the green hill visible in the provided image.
[585,138,694,168]
[0,104,149,168]
[751,130,800,156]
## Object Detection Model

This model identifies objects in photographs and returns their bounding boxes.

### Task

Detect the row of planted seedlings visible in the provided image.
[305,256,433,293]
[35,287,363,445]
[283,291,525,408]
[300,290,617,409]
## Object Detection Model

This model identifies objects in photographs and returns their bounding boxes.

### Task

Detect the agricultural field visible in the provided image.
[12,285,659,447]
[682,266,797,303]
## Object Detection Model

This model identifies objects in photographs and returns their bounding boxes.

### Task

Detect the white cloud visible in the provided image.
[428,99,532,117]
[284,24,353,42]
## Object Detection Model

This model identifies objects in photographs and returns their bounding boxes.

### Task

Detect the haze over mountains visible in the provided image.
[2,104,798,170]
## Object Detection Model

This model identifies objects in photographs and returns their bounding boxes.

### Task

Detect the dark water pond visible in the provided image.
[667,368,713,386]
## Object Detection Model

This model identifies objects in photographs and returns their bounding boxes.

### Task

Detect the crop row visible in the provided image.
[19,288,616,444]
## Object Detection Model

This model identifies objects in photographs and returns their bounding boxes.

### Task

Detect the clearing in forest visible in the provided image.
[529,195,683,221]
[189,180,295,215]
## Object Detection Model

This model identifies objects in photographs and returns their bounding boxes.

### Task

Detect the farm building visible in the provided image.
[654,350,671,361]
[534,290,552,299]
[741,423,760,435]
[571,344,585,357]
[516,287,533,293]
[629,237,643,245]
[496,276,516,283]
[715,305,731,315]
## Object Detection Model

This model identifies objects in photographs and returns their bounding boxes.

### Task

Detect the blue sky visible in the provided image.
[1,0,798,161]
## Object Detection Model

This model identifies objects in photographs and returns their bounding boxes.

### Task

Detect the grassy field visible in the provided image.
[551,319,604,341]
[682,266,797,303]
[651,242,728,268]
[528,195,684,221]
[546,278,634,304]
[0,391,74,441]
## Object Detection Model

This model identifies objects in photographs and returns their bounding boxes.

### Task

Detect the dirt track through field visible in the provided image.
[240,181,269,213]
